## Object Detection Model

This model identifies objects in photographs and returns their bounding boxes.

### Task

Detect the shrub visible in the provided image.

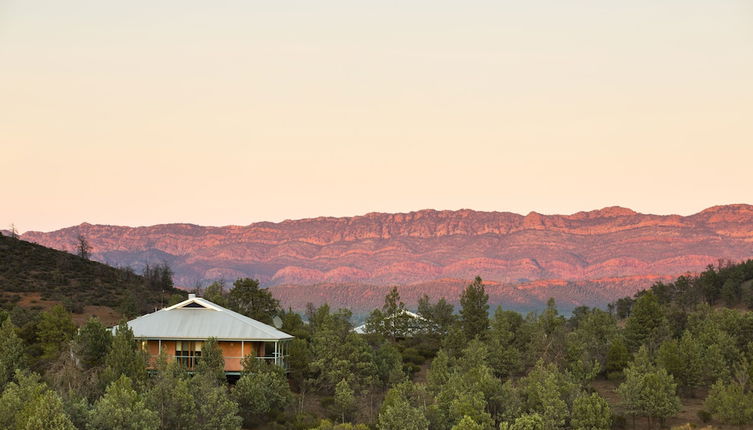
[607,371,623,381]
[612,414,627,429]
[401,348,425,365]
[289,412,319,430]
[697,409,712,423]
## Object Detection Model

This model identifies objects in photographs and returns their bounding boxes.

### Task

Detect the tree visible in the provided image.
[334,379,357,423]
[496,381,524,424]
[617,347,681,429]
[604,337,630,377]
[287,337,312,391]
[9,223,19,239]
[460,276,489,339]
[432,342,498,429]
[499,413,545,430]
[146,356,195,430]
[74,317,112,370]
[442,324,467,359]
[377,395,429,430]
[517,361,573,430]
[88,375,159,430]
[101,323,147,389]
[704,379,753,428]
[418,294,456,336]
[308,308,378,394]
[613,297,634,320]
[76,234,91,260]
[721,279,741,306]
[571,393,612,430]
[624,291,669,352]
[567,309,618,374]
[374,342,405,387]
[447,390,494,430]
[656,332,704,396]
[522,299,568,366]
[488,306,523,379]
[427,349,451,394]
[0,370,75,430]
[189,377,242,430]
[0,318,25,390]
[365,287,414,340]
[312,420,369,430]
[451,415,486,430]
[226,278,280,324]
[142,262,174,303]
[202,281,227,306]
[25,390,77,430]
[195,338,225,385]
[234,361,292,426]
[37,304,77,361]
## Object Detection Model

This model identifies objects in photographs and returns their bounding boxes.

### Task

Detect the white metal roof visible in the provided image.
[353,309,426,334]
[124,295,293,341]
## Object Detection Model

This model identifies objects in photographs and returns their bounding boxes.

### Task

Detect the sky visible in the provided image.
[2,1,752,233]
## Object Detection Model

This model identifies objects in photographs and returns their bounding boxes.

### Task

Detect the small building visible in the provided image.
[353,309,428,336]
[123,294,293,375]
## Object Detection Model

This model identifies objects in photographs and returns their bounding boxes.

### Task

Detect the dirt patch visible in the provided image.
[14,292,58,309]
[72,305,123,326]
[8,292,123,326]
[413,361,430,384]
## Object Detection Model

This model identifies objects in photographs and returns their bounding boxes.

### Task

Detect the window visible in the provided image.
[175,341,203,369]
[183,302,206,308]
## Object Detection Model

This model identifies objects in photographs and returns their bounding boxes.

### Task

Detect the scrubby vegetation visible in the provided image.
[2,233,753,429]
[0,234,181,315]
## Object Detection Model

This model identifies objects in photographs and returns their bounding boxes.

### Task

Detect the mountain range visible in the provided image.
[21,204,753,312]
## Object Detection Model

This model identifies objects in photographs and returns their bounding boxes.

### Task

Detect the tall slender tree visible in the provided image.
[459,276,489,339]
[0,318,25,390]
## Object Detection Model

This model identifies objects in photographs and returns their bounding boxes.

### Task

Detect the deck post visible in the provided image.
[274,341,279,366]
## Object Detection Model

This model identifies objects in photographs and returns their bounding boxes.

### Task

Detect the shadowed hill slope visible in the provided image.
[0,233,179,314]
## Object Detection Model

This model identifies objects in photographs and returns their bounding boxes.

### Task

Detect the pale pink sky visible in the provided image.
[2,1,752,232]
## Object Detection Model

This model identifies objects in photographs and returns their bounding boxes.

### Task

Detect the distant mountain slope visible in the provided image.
[269,275,674,316]
[0,234,179,313]
[20,204,753,311]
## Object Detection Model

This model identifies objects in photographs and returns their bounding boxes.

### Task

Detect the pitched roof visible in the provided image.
[124,295,293,341]
[353,309,426,334]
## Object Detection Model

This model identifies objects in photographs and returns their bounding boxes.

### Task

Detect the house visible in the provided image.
[122,294,293,375]
[353,309,429,336]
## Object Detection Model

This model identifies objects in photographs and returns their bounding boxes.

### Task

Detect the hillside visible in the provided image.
[0,233,179,316]
[20,204,753,311]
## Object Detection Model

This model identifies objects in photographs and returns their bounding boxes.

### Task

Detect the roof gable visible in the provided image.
[166,296,222,311]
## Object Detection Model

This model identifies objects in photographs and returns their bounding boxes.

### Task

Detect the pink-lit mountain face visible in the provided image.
[21,205,753,312]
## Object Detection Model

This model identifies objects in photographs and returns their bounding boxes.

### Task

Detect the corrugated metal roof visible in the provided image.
[125,296,293,341]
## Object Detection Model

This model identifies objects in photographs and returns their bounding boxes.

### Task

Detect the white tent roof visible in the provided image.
[124,295,293,341]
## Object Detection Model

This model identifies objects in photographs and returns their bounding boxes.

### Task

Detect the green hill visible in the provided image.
[0,233,180,316]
